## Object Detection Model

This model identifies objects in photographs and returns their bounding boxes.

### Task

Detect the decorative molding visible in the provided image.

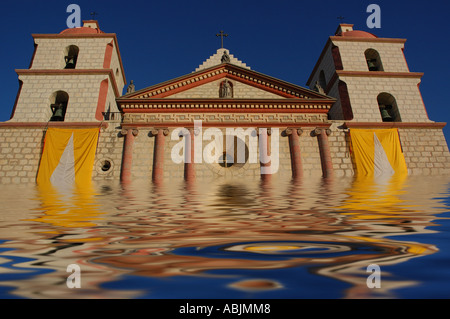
[119,98,333,112]
[285,128,303,136]
[330,36,407,43]
[313,127,332,136]
[122,122,331,129]
[123,112,329,125]
[121,128,139,136]
[336,70,423,78]
[120,64,332,101]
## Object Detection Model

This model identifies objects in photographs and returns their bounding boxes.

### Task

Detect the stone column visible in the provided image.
[184,128,196,182]
[286,128,303,179]
[314,128,334,178]
[152,128,169,184]
[120,128,139,184]
[259,128,271,181]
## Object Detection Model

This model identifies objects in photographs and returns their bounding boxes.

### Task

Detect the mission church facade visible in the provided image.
[0,20,449,185]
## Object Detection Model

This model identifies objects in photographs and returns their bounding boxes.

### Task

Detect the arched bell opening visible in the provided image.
[64,45,79,69]
[49,91,69,122]
[377,92,401,122]
[365,48,384,72]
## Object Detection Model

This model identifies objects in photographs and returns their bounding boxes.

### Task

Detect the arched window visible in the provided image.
[377,92,401,122]
[49,91,69,121]
[64,45,79,69]
[365,49,383,71]
[338,80,353,120]
[319,70,327,89]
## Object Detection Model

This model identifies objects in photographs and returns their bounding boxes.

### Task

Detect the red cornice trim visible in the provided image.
[336,70,423,78]
[0,122,109,129]
[118,98,334,113]
[32,33,117,39]
[343,122,446,129]
[330,36,407,43]
[16,69,121,98]
[118,98,334,104]
[121,122,332,128]
[123,108,330,114]
[17,68,110,75]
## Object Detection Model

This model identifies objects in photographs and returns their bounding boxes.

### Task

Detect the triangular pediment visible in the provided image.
[121,63,333,101]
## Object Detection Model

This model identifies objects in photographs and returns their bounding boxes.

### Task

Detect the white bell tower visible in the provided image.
[9,20,126,123]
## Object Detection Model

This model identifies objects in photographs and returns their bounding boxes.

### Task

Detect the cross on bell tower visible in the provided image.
[216,30,228,48]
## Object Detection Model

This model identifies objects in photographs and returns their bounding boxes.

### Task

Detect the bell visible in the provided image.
[64,56,76,69]
[50,104,65,121]
[367,59,378,71]
[379,106,393,122]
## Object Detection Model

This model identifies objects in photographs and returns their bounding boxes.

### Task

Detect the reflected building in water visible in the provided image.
[0,175,448,298]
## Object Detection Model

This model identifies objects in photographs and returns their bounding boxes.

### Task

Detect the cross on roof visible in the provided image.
[90,12,99,19]
[216,30,228,48]
[337,16,345,23]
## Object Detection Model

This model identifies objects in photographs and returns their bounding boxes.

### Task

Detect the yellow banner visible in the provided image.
[37,128,99,187]
[350,128,407,177]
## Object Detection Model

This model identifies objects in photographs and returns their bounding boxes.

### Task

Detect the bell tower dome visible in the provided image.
[9,20,126,123]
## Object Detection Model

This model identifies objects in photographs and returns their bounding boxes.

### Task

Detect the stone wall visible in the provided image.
[169,78,282,99]
[32,38,112,71]
[332,39,409,73]
[2,123,450,185]
[92,123,124,181]
[398,127,450,175]
[340,75,429,123]
[0,127,45,184]
[11,74,111,122]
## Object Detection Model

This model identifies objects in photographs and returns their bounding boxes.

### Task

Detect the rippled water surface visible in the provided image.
[1,175,450,299]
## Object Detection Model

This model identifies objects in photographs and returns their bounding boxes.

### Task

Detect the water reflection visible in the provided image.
[0,175,449,298]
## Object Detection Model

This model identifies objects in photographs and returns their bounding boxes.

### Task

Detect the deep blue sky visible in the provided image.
[1,0,449,141]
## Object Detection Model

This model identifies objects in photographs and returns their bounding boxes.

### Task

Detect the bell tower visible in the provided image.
[9,20,126,123]
[307,24,430,123]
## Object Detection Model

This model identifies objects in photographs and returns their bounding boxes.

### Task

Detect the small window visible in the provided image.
[64,45,79,69]
[49,91,69,121]
[377,92,401,122]
[365,49,383,71]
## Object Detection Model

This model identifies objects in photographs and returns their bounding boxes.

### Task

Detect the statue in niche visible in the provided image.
[127,80,135,94]
[221,50,231,63]
[220,79,233,98]
[314,81,325,94]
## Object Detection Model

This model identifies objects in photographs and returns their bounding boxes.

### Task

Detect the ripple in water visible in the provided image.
[0,175,449,298]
